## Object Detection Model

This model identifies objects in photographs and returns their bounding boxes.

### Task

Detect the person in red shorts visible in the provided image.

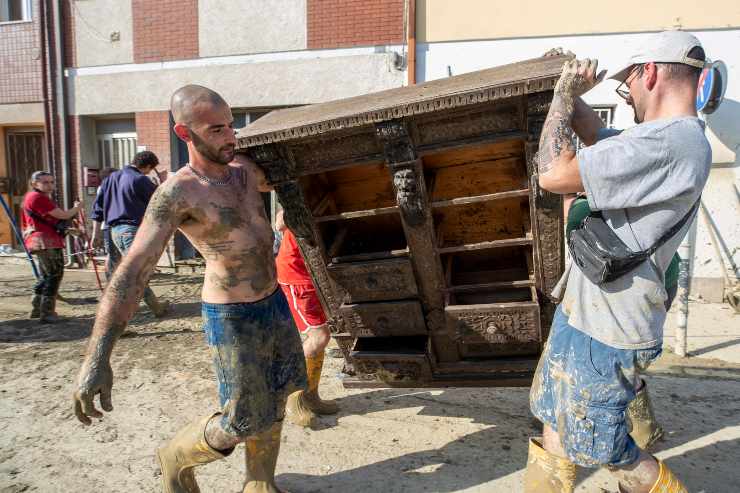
[275,209,339,427]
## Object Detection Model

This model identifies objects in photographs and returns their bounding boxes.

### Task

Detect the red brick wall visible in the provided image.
[68,115,81,200]
[135,111,172,172]
[0,0,44,104]
[307,0,405,49]
[132,0,198,63]
[61,0,76,68]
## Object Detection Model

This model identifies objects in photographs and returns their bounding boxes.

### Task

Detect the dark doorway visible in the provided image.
[5,131,46,247]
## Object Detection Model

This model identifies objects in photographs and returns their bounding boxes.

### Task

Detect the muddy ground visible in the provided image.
[1,263,739,493]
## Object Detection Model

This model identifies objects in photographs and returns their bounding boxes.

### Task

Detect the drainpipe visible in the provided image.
[675,224,692,357]
[51,0,73,263]
[39,0,54,172]
[407,0,416,85]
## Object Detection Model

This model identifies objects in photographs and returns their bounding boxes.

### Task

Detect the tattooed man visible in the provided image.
[73,85,307,493]
[525,32,710,493]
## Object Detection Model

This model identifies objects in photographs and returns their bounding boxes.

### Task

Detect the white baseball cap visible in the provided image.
[610,30,706,82]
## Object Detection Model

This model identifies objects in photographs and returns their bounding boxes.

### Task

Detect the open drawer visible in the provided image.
[327,257,418,303]
[445,286,541,358]
[349,335,432,383]
[340,300,427,337]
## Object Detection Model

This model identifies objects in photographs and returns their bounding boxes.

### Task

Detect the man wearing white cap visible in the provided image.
[525,31,711,492]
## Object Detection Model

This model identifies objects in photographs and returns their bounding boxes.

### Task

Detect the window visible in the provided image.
[575,105,615,150]
[97,133,138,169]
[0,0,31,23]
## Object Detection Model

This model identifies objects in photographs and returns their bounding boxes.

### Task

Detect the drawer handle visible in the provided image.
[486,321,499,335]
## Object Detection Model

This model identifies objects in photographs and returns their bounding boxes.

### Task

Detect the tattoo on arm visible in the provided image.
[85,184,186,362]
[536,92,577,175]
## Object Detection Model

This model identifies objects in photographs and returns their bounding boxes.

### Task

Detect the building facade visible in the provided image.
[416,0,740,301]
[0,0,737,299]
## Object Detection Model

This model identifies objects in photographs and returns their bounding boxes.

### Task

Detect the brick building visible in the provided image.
[1,0,737,298]
[0,0,410,252]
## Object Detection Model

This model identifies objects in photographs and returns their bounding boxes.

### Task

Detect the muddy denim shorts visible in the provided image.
[529,306,662,467]
[202,288,307,437]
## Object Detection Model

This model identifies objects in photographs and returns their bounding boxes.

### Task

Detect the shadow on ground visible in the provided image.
[281,386,535,492]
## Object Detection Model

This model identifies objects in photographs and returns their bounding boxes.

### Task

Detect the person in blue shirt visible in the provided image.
[91,151,170,317]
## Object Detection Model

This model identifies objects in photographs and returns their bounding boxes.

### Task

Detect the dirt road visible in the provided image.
[1,263,739,492]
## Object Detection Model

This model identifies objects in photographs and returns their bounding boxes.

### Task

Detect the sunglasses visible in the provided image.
[615,64,644,101]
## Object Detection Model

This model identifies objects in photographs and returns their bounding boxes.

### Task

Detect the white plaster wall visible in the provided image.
[73,0,134,67]
[0,102,44,125]
[419,29,740,290]
[68,53,404,114]
[199,0,307,57]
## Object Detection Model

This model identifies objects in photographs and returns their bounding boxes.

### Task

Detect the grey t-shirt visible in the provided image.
[558,117,711,349]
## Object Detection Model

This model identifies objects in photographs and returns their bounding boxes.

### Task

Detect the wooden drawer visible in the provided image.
[446,287,541,357]
[349,336,432,384]
[328,257,418,303]
[340,300,427,337]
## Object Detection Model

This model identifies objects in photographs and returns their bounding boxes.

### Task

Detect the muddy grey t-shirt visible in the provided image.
[558,117,711,349]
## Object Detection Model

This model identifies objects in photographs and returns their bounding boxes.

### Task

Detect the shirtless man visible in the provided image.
[72,85,307,493]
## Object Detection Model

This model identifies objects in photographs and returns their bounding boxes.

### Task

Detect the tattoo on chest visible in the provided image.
[206,244,275,292]
[198,240,238,259]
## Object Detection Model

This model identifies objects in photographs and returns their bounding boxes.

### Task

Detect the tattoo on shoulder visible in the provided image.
[144,183,188,226]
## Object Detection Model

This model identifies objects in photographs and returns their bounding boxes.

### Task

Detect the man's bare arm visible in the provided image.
[572,97,606,147]
[538,59,605,193]
[73,182,187,424]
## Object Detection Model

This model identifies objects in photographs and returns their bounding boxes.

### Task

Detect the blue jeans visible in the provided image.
[202,288,307,437]
[103,227,120,282]
[530,306,662,467]
[110,224,159,310]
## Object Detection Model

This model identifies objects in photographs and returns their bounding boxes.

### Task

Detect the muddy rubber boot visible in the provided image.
[285,352,338,427]
[243,422,289,493]
[29,294,41,319]
[627,380,664,450]
[646,460,688,493]
[285,390,315,428]
[156,414,232,493]
[303,352,339,415]
[145,291,171,318]
[523,437,576,493]
[39,296,61,324]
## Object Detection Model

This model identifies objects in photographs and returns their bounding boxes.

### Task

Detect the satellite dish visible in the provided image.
[696,60,727,115]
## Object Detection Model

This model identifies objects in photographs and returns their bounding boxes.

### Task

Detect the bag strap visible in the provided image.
[643,198,700,256]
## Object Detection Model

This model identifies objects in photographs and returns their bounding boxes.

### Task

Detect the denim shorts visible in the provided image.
[529,306,662,467]
[202,288,307,437]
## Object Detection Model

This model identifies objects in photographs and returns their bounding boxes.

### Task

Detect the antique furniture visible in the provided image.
[236,54,568,387]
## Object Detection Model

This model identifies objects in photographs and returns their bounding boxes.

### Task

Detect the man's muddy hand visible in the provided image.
[554,58,607,98]
[73,359,114,425]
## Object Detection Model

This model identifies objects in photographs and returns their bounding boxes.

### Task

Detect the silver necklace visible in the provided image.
[188,165,232,186]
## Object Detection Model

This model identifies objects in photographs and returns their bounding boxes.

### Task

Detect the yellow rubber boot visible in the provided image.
[648,460,688,492]
[523,437,576,493]
[304,352,339,415]
[156,414,231,493]
[627,380,664,450]
[243,422,289,493]
[285,352,338,427]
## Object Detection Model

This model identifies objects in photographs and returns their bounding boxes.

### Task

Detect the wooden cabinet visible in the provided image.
[236,55,569,387]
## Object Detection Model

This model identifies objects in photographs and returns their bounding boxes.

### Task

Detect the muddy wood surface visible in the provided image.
[1,264,739,493]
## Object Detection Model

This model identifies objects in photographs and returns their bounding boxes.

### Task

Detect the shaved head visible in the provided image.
[170,85,229,125]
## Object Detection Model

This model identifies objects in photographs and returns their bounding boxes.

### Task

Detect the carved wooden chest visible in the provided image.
[236,55,568,387]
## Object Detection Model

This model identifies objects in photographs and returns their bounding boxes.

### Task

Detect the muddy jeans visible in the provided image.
[33,248,64,297]
[530,306,662,467]
[103,227,120,282]
[202,288,307,437]
[110,224,158,308]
